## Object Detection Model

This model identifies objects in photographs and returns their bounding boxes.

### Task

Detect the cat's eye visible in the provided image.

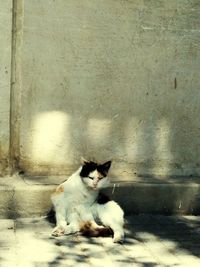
[88,176,94,180]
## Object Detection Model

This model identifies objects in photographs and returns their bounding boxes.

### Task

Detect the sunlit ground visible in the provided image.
[1,215,200,267]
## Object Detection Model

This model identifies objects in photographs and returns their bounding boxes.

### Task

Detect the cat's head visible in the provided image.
[80,158,112,190]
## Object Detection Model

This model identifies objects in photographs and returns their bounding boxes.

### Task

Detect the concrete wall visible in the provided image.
[0,1,13,174]
[15,0,200,179]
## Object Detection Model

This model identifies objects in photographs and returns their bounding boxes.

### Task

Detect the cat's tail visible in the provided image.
[80,221,113,237]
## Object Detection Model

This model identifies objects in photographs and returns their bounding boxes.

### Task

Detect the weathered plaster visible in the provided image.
[16,0,200,179]
[0,1,13,174]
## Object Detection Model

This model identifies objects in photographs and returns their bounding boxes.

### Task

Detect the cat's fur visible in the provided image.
[51,159,124,243]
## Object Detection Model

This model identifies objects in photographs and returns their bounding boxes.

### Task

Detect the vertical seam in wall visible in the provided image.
[9,0,24,174]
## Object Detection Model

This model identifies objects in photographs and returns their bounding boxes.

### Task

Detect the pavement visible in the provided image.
[0,215,200,267]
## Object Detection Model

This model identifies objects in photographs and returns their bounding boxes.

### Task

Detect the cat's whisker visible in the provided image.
[112,183,116,195]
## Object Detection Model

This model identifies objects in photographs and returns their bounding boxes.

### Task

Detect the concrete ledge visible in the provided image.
[0,176,55,218]
[0,175,200,218]
[104,182,200,215]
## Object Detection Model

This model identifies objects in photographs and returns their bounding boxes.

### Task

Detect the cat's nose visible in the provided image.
[93,181,98,187]
[93,177,99,186]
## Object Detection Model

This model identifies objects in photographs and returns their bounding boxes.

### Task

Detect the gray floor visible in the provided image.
[0,215,200,267]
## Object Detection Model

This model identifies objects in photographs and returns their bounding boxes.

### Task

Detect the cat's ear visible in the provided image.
[80,157,90,165]
[101,160,112,173]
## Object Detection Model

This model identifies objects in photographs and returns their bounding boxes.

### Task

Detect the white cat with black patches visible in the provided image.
[51,159,124,243]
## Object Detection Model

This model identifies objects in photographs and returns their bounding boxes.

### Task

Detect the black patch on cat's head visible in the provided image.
[80,161,98,177]
[80,160,112,177]
[97,161,112,177]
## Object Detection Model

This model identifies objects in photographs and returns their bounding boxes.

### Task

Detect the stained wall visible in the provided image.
[11,1,200,179]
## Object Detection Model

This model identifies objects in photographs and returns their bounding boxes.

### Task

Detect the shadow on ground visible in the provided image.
[127,215,200,258]
[15,215,199,267]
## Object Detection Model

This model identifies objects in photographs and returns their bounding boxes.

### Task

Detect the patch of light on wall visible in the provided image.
[87,118,111,145]
[153,118,172,175]
[125,117,140,161]
[32,111,70,164]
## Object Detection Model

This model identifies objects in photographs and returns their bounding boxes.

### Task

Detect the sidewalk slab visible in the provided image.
[0,215,200,266]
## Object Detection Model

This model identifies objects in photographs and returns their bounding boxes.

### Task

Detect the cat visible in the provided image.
[51,158,124,243]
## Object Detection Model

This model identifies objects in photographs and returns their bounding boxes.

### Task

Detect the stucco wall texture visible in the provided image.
[7,1,200,179]
[0,1,12,174]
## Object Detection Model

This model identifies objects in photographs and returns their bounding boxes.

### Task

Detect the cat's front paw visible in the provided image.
[52,226,65,237]
[113,233,124,244]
